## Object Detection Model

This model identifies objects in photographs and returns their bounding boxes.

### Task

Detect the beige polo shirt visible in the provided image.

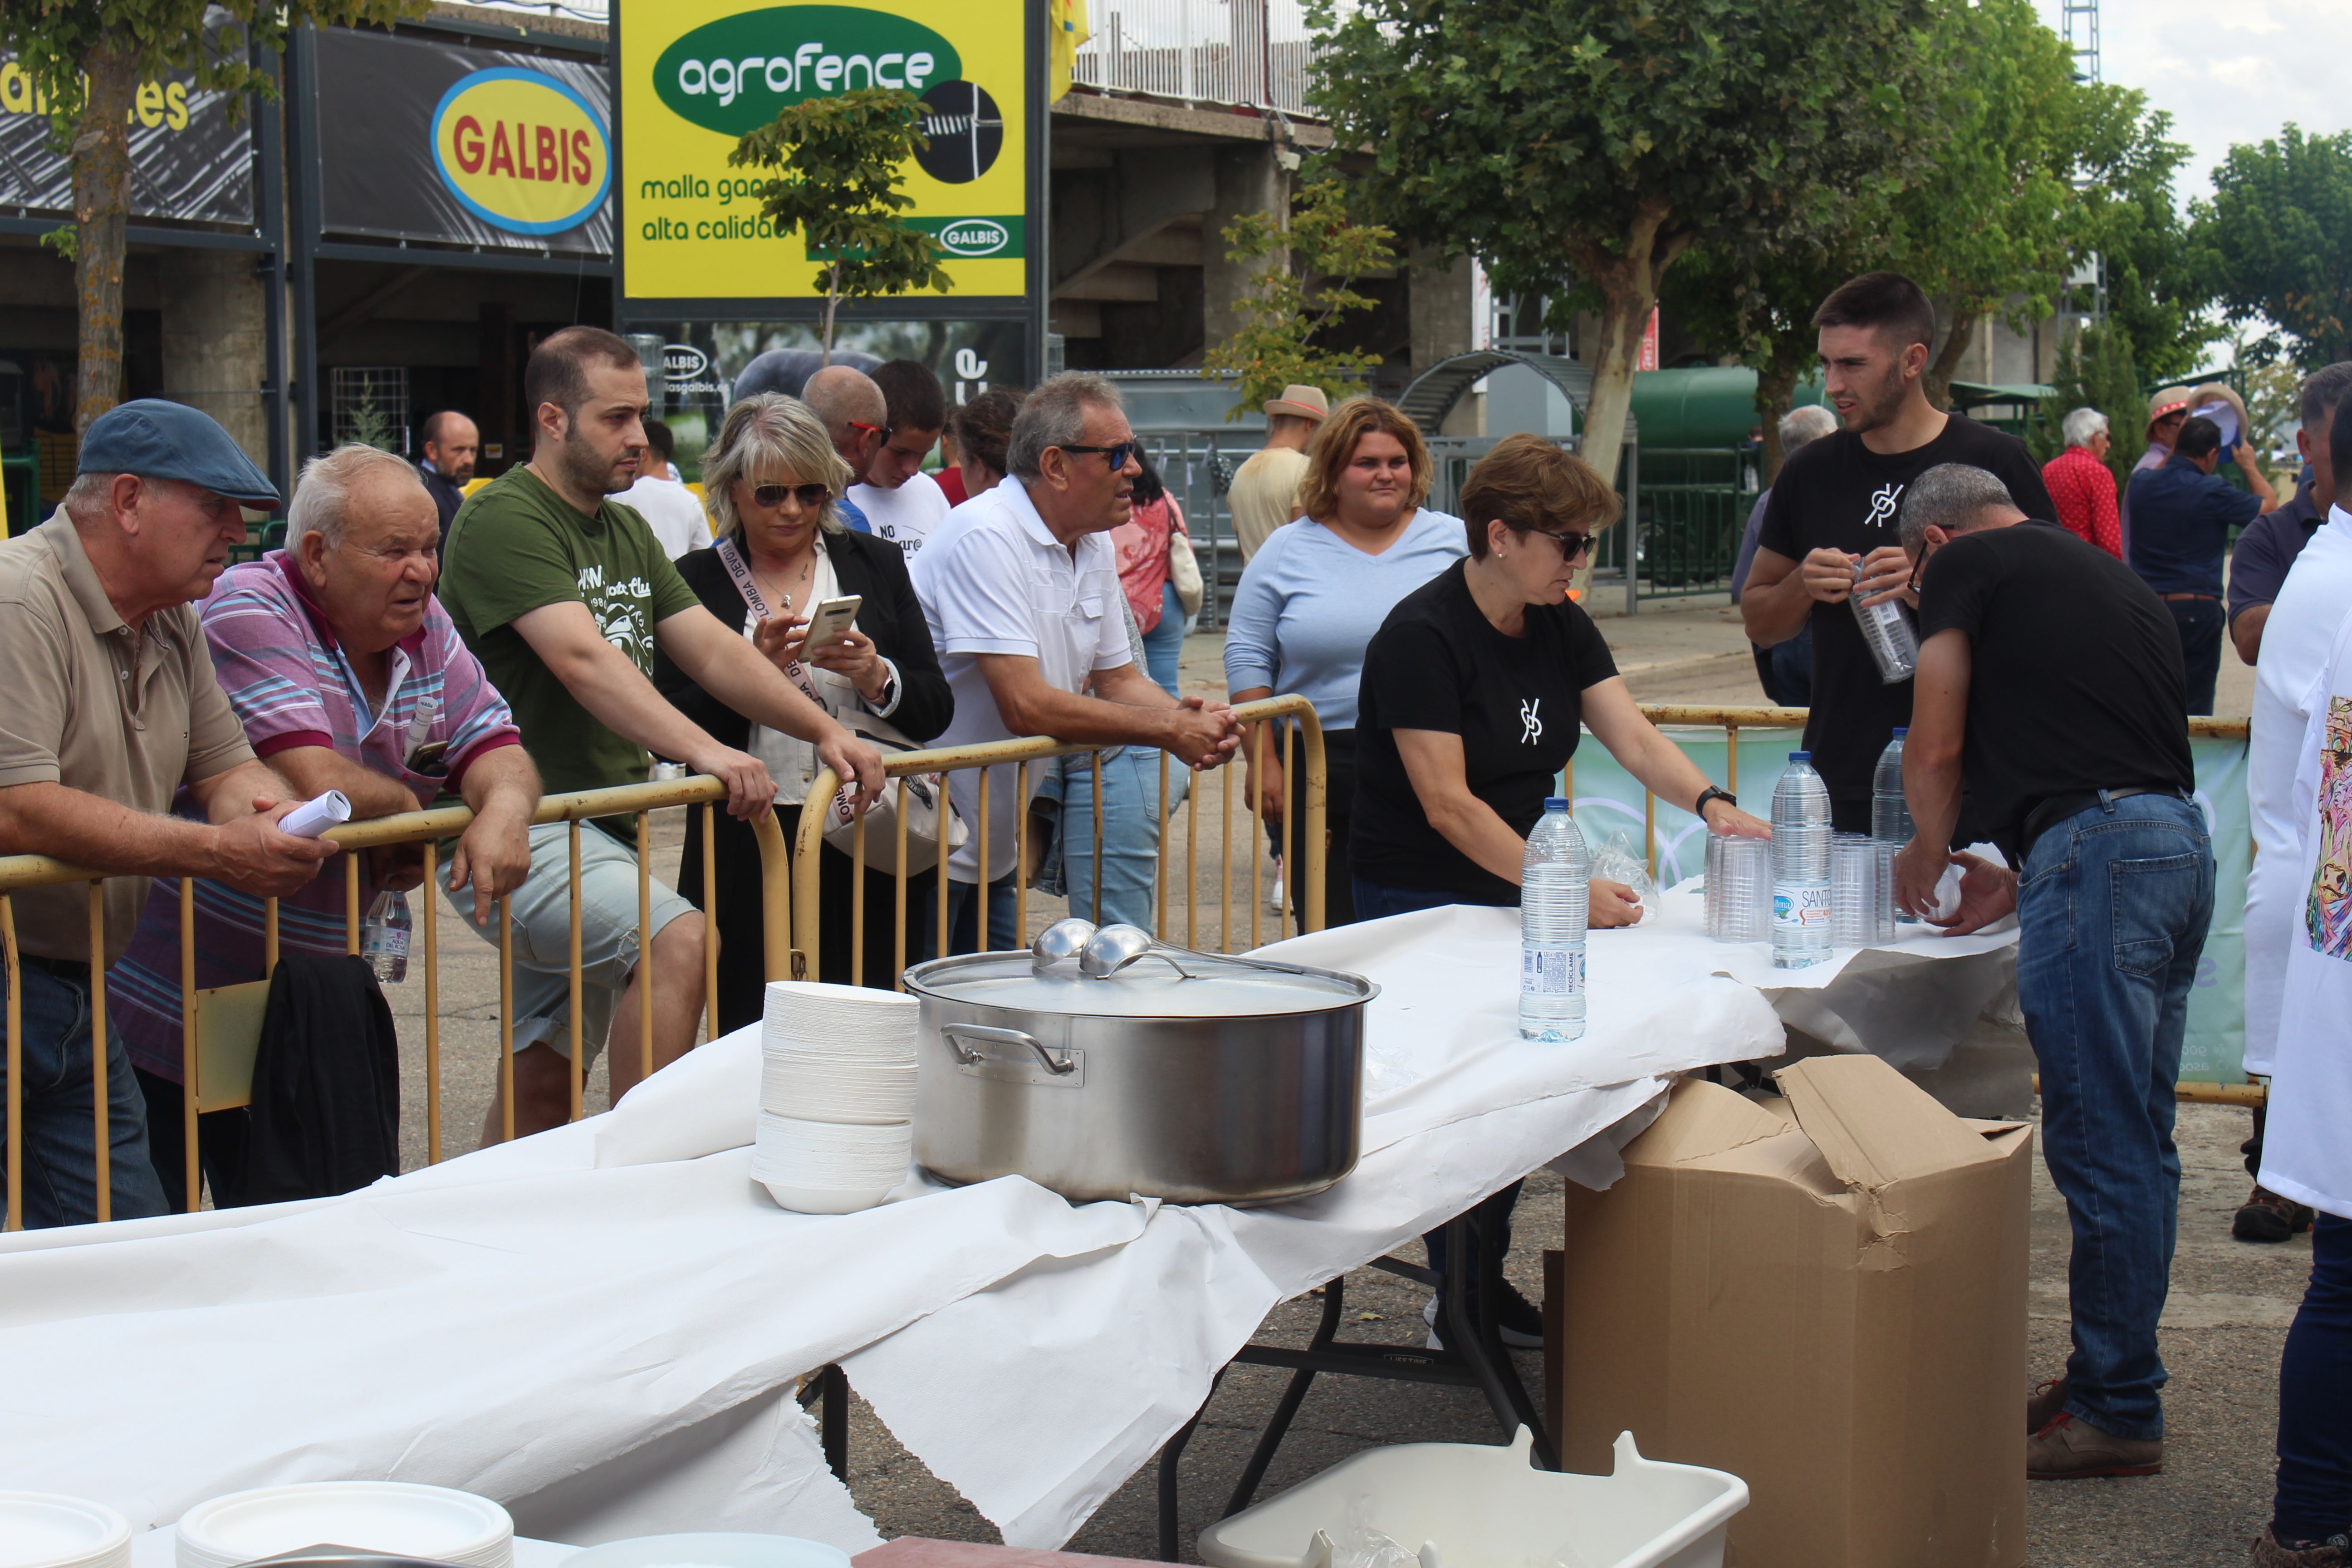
[1227,446,1311,563]
[0,519,255,963]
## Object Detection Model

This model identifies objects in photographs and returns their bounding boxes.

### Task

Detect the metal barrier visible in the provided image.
[1070,0,1324,115]
[0,776,784,1230]
[790,695,1328,986]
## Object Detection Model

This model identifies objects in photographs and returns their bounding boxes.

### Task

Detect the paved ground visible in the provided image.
[368,603,2284,1566]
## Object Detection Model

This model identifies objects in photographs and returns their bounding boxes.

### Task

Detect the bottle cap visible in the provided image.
[1789,751,1810,762]
[1544,796,1570,810]
[1892,728,1908,739]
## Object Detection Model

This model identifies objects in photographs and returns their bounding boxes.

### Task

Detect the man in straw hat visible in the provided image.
[2120,385,2195,561]
[1228,383,1330,563]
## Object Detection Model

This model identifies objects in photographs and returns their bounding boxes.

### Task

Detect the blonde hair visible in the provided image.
[702,393,854,543]
[1297,397,1433,523]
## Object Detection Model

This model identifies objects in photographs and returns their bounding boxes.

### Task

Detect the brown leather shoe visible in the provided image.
[2027,1376,2069,1434]
[2026,1411,2162,1479]
[2250,1525,2351,1566]
[2236,1186,2317,1243]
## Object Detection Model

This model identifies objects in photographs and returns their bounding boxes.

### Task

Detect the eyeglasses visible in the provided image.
[750,482,832,510]
[1056,441,1138,471]
[845,420,884,436]
[1529,528,1596,561]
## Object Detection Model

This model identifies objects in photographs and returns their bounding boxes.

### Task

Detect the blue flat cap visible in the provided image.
[78,398,280,507]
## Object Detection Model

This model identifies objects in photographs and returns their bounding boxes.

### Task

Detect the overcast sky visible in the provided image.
[2031,0,2352,197]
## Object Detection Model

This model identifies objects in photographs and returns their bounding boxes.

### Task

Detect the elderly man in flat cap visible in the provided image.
[0,400,334,1227]
[1228,383,1331,564]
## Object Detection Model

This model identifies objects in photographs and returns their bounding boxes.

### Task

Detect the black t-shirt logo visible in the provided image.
[1519,696,1543,745]
[1864,482,1904,531]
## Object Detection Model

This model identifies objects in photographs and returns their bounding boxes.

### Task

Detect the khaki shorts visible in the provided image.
[441,819,696,1061]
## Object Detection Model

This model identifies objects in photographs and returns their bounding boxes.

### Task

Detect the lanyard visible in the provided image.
[715,535,826,710]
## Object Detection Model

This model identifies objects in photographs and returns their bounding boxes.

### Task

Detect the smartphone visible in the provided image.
[802,594,862,654]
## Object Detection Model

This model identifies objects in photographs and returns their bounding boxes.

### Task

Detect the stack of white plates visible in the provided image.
[175,1481,511,1568]
[756,981,916,1214]
[0,1493,130,1568]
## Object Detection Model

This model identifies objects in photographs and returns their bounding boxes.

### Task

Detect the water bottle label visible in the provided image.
[1773,885,1832,931]
[1521,947,1585,998]
[363,927,410,960]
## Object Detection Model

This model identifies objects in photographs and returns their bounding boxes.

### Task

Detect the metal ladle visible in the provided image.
[1079,923,1210,980]
[1030,916,1098,974]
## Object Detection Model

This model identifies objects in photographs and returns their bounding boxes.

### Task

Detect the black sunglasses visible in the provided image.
[1056,441,1138,471]
[1530,528,1596,560]
[750,482,831,510]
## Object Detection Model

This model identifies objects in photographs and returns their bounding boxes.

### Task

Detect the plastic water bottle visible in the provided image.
[1873,730,1921,924]
[1519,797,1589,1041]
[1851,560,1920,683]
[1771,754,1833,969]
[362,890,412,984]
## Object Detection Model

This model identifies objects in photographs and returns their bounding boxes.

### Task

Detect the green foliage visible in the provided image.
[1306,0,1930,487]
[2029,323,2143,487]
[39,225,76,261]
[2191,125,2352,368]
[731,89,952,361]
[0,1,425,138]
[344,398,399,454]
[1201,179,1395,422]
[2071,94,2220,384]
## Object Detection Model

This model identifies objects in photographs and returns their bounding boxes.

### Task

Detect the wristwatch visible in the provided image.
[1695,785,1737,819]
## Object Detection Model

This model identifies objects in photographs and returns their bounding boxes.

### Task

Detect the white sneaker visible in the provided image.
[1267,872,1285,913]
[1421,1294,1543,1352]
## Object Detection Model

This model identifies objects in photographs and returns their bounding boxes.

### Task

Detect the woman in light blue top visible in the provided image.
[1225,397,1466,926]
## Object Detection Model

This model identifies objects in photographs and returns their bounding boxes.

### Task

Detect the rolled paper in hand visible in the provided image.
[278,790,353,839]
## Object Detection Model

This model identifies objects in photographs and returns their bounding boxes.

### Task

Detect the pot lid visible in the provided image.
[903,948,1375,1019]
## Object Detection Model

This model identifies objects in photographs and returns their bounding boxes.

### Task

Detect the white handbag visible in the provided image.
[1168,527,1205,617]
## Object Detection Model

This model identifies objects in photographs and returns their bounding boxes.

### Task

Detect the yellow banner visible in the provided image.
[619,0,1029,302]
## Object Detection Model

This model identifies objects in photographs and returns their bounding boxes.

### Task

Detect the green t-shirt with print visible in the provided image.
[442,465,701,797]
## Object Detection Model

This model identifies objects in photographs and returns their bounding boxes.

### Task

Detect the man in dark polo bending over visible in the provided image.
[1889,462,2211,1484]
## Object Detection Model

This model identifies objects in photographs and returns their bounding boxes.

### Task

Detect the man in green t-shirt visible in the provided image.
[443,326,882,1137]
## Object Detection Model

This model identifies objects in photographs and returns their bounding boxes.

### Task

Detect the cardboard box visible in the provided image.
[1554,1055,2033,1568]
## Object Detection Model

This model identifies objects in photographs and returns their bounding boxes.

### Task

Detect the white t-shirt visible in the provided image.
[2258,594,2352,1220]
[2243,504,2352,1073]
[851,470,951,561]
[912,476,1132,884]
[617,474,714,560]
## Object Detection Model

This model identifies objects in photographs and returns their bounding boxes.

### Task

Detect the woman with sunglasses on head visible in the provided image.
[656,393,952,1025]
[1225,396,1467,929]
[1353,434,1771,1351]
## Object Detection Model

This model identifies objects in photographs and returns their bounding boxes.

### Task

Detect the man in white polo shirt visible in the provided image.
[913,373,1241,951]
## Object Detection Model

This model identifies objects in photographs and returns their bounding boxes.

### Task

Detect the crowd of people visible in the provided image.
[0,268,2346,1563]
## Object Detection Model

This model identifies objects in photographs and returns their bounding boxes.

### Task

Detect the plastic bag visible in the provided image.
[1589,830,1659,903]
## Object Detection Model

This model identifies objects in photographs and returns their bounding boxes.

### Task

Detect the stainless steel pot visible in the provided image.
[904,933,1375,1205]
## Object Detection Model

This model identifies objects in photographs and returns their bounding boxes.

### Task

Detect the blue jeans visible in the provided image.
[2166,597,2223,716]
[2015,791,2213,1442]
[2,963,170,1227]
[2275,1213,2352,1542]
[1058,748,1173,931]
[1353,878,1486,921]
[944,871,1024,956]
[1141,581,1184,698]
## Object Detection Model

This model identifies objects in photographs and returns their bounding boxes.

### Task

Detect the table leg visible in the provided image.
[1224,1279,1349,1517]
[798,1363,850,1480]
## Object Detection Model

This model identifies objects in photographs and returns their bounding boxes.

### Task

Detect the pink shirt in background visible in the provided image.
[1112,495,1186,633]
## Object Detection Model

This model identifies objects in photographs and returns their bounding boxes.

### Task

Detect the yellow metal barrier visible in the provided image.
[790,695,1329,987]
[0,776,789,1229]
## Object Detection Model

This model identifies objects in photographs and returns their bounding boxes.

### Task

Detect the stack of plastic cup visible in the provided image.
[1705,833,1774,943]
[1830,833,1896,947]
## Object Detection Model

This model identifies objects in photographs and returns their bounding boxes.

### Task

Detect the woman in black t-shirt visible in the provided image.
[1353,436,1771,922]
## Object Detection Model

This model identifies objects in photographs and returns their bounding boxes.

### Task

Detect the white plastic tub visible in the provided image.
[1196,1428,1748,1568]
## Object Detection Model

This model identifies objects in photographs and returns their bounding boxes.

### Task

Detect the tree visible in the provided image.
[2027,322,2144,487]
[1308,0,1928,492]
[1201,178,1396,421]
[2193,125,2352,368]
[0,0,424,435]
[732,88,953,364]
[2071,93,2219,384]
[1883,0,2086,409]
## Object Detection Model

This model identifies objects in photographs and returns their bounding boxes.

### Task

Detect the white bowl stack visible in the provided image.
[174,1481,512,1568]
[755,981,917,1214]
[0,1492,131,1568]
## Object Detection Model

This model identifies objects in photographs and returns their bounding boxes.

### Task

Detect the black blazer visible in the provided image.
[653,527,952,745]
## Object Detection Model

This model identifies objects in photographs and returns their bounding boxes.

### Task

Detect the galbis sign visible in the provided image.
[432,67,611,235]
[654,6,962,134]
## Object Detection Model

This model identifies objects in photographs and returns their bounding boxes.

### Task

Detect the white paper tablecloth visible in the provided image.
[0,900,2011,1553]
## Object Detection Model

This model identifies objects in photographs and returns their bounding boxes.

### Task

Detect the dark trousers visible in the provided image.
[2274,1213,2352,1542]
[945,868,1024,956]
[1749,622,1813,708]
[2166,596,2223,716]
[681,801,934,1035]
[135,1067,247,1214]
[1276,726,1358,930]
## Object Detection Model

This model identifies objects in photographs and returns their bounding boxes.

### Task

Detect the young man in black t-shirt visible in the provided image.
[1888,463,2211,1487]
[1741,272,2057,833]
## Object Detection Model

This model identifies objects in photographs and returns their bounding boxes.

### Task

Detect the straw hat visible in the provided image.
[2145,385,2195,435]
[1263,384,1331,421]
